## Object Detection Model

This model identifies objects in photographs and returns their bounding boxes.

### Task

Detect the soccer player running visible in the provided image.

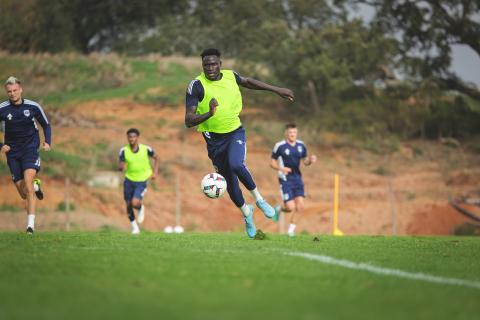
[119,128,159,234]
[270,123,317,237]
[0,76,51,234]
[185,48,294,238]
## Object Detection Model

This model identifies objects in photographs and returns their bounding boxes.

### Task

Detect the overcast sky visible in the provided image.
[352,4,480,87]
[451,45,480,86]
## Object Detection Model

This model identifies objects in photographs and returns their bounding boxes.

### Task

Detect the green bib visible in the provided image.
[196,69,242,133]
[123,144,152,182]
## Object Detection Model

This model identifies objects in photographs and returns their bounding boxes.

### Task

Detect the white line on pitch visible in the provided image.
[286,252,480,290]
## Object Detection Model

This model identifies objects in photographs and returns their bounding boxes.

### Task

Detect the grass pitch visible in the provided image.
[0,232,479,320]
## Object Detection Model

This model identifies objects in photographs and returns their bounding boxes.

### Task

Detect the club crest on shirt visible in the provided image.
[24,109,30,117]
[297,146,303,153]
[285,149,290,155]
[7,113,12,120]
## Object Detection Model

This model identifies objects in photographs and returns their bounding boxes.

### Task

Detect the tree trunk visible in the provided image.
[307,80,321,114]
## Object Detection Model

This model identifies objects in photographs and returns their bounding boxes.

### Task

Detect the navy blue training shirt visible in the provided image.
[271,140,308,181]
[0,99,52,154]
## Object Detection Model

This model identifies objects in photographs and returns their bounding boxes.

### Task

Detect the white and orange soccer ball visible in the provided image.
[201,173,227,199]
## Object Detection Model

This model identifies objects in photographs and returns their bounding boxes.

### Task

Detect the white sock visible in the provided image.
[27,214,35,229]
[239,204,251,217]
[250,188,263,202]
[288,224,296,235]
[33,183,39,192]
[131,220,139,229]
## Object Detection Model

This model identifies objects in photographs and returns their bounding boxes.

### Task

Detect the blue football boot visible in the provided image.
[272,205,281,222]
[243,204,256,238]
[256,199,275,219]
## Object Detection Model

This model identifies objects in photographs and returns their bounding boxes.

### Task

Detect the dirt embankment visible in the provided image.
[1,100,478,235]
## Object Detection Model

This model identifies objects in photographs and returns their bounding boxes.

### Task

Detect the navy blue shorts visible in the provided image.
[279,176,305,203]
[202,126,256,207]
[7,148,41,182]
[203,126,245,171]
[123,178,148,202]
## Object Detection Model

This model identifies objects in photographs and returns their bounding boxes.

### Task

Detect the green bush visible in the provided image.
[453,223,480,236]
[372,166,389,176]
[0,203,21,212]
[57,201,76,212]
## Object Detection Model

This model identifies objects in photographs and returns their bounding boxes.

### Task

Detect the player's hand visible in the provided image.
[209,98,218,116]
[309,155,317,164]
[151,173,157,180]
[277,88,295,102]
[42,143,51,151]
[0,145,10,153]
[281,167,292,175]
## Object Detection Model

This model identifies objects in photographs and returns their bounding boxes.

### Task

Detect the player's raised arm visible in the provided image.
[118,147,126,172]
[184,99,217,128]
[31,101,52,150]
[0,120,8,152]
[0,144,10,153]
[149,147,160,180]
[303,154,317,166]
[270,158,291,174]
[184,79,218,128]
[237,75,295,101]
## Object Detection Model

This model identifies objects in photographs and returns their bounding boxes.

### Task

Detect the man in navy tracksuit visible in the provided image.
[270,123,316,236]
[0,76,52,234]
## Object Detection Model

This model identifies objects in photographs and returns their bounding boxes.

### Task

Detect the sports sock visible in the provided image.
[131,220,139,229]
[127,204,135,221]
[239,204,251,217]
[27,214,35,229]
[33,183,39,192]
[288,223,296,235]
[250,188,263,202]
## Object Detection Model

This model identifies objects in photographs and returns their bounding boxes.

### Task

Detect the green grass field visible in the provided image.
[0,232,479,320]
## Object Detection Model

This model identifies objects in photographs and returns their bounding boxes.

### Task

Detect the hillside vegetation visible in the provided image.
[1,53,479,181]
[2,1,480,141]
[0,54,479,236]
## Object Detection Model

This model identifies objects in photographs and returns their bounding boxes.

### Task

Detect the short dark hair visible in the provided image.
[126,128,140,136]
[285,123,297,129]
[201,48,221,59]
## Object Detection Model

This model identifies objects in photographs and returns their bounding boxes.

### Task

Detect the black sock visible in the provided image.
[127,204,135,222]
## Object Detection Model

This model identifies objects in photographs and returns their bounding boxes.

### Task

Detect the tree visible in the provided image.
[361,0,480,99]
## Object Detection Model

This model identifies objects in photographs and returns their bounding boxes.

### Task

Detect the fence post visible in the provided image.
[388,179,397,235]
[175,173,181,227]
[65,177,71,231]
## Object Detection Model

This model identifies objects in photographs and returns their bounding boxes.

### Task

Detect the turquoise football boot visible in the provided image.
[256,199,275,219]
[243,204,256,238]
[272,205,281,222]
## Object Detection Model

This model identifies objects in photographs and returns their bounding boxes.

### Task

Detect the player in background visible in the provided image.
[270,123,316,236]
[185,48,294,238]
[119,128,159,234]
[0,76,51,234]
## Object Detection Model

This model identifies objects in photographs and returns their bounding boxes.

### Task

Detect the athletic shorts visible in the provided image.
[203,126,246,173]
[279,176,305,203]
[123,178,148,202]
[7,148,41,182]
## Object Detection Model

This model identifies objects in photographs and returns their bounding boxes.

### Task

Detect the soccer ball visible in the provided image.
[201,173,227,199]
